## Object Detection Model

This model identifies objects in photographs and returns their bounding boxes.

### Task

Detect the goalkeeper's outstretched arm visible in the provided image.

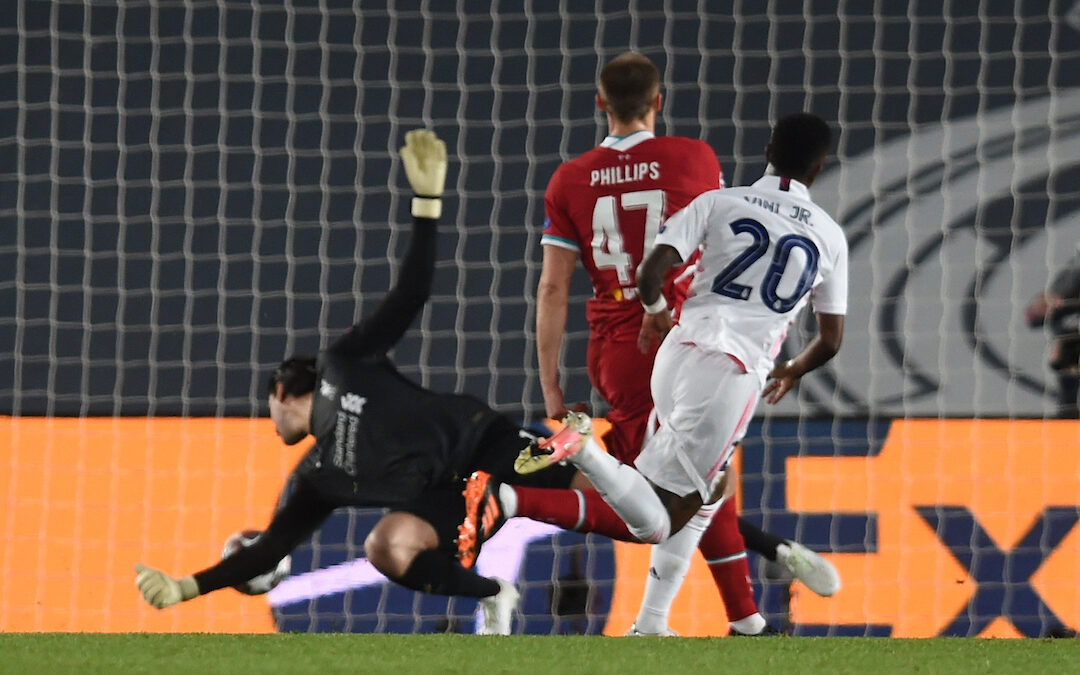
[134,477,335,609]
[328,129,448,357]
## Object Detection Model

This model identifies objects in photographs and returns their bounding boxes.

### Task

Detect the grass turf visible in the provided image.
[2,634,1078,674]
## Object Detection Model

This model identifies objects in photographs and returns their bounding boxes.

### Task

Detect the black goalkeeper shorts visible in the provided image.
[397,415,578,552]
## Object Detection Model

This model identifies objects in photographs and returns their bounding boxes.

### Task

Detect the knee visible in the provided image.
[630,515,671,545]
[364,528,415,579]
[363,528,394,575]
[637,528,668,545]
[364,513,439,579]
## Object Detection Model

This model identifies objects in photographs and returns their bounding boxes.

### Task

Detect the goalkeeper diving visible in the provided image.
[133,130,587,635]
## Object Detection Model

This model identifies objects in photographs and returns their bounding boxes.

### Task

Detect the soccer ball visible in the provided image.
[221,529,292,596]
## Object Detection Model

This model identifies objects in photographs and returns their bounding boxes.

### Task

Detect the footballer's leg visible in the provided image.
[738,515,787,560]
[371,489,518,635]
[499,483,638,541]
[456,419,615,566]
[496,422,643,541]
[459,417,647,558]
[516,414,674,543]
[630,500,718,636]
[457,470,507,569]
[365,511,499,598]
[587,334,654,466]
[634,340,775,636]
[726,468,841,598]
[697,498,769,635]
[774,539,842,597]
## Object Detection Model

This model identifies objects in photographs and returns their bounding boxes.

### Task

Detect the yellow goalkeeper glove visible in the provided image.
[134,563,200,609]
[400,129,447,219]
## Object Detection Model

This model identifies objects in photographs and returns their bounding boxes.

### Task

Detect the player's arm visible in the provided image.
[134,476,336,609]
[328,130,448,356]
[536,244,578,419]
[1045,258,1080,326]
[1027,260,1079,327]
[764,229,849,403]
[1025,292,1061,328]
[637,194,714,352]
[636,243,683,353]
[762,313,844,404]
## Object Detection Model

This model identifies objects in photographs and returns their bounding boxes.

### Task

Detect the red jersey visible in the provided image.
[542,131,723,340]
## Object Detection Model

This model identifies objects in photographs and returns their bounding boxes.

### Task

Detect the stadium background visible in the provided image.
[3,1,1080,637]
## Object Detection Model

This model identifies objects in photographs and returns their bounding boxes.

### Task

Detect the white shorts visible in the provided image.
[635,330,761,501]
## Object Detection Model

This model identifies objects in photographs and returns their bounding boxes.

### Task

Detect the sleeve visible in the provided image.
[1049,255,1080,299]
[654,192,716,261]
[810,229,849,315]
[192,475,336,595]
[540,166,581,252]
[326,216,438,357]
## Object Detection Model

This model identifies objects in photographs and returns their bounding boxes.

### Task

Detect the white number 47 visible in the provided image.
[590,189,666,284]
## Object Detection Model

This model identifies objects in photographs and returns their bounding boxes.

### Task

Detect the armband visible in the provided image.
[641,294,668,315]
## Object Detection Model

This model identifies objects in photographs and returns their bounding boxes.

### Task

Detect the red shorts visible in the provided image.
[586,334,658,465]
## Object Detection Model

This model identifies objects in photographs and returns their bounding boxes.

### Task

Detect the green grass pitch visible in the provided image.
[2,634,1078,674]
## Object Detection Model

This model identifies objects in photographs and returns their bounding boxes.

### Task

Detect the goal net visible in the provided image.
[3,1,1080,637]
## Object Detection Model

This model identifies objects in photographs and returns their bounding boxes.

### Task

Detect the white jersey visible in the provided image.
[654,174,848,382]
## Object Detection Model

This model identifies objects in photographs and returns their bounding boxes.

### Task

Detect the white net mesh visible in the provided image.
[3,0,1080,636]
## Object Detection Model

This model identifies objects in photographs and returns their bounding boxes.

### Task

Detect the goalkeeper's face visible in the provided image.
[269,391,310,445]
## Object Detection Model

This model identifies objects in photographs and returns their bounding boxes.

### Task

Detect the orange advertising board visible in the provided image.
[784,418,1080,637]
[1,416,304,632]
[2,416,1078,636]
[603,419,1080,638]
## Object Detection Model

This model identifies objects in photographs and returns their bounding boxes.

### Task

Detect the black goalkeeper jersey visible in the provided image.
[194,214,501,594]
[298,346,499,506]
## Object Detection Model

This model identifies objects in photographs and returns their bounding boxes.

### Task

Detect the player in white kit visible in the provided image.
[518,112,847,549]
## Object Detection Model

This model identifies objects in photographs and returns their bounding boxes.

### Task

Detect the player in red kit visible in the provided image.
[512,53,837,636]
[539,112,717,462]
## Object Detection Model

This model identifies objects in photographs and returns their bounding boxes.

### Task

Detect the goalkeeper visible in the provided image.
[133,130,581,635]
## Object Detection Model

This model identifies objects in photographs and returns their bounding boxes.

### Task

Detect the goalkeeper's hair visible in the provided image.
[268,356,318,398]
[769,112,833,178]
[598,52,660,123]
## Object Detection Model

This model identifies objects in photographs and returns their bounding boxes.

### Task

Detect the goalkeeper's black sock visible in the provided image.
[396,549,500,598]
[738,517,786,562]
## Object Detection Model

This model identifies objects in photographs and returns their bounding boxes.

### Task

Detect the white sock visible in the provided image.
[730,613,767,635]
[571,437,670,543]
[633,504,717,634]
[497,483,518,518]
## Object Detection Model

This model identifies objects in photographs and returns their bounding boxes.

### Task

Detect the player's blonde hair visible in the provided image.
[598,52,660,123]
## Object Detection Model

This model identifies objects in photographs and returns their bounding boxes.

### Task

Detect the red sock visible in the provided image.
[512,486,634,541]
[579,489,634,541]
[697,499,758,621]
